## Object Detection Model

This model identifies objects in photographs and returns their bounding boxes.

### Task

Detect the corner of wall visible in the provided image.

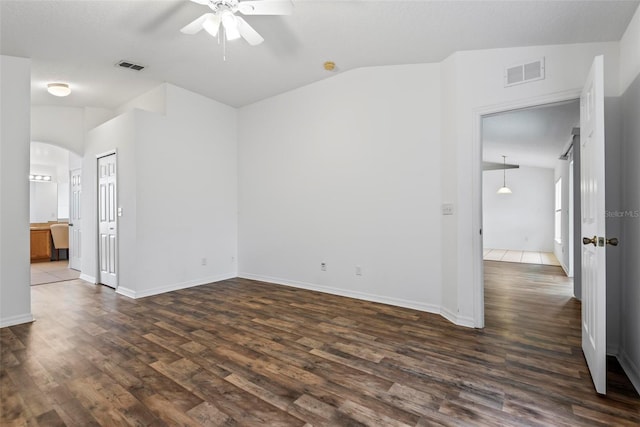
[115,83,167,116]
[440,305,476,328]
[619,350,640,395]
[83,107,117,134]
[0,55,32,328]
[619,4,640,94]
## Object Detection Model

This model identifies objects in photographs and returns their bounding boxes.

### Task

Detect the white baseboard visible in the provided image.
[79,273,96,283]
[116,273,237,299]
[618,349,640,395]
[0,313,34,328]
[560,262,570,277]
[440,306,476,328]
[115,286,136,299]
[237,272,468,323]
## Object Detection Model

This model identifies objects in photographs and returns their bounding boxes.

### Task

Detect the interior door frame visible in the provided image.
[69,167,82,271]
[96,149,118,289]
[471,89,582,328]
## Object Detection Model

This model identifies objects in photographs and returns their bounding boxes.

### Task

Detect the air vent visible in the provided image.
[116,60,145,71]
[504,57,545,87]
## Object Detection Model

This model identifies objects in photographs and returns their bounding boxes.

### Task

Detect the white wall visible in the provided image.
[115,84,166,116]
[238,64,443,314]
[81,112,137,284]
[620,5,640,94]
[604,98,624,358]
[620,72,640,393]
[440,53,462,322]
[32,106,84,154]
[31,105,115,157]
[442,42,620,325]
[84,107,116,135]
[130,84,238,296]
[82,83,238,297]
[0,55,33,327]
[483,166,554,252]
[237,41,621,327]
[618,0,640,395]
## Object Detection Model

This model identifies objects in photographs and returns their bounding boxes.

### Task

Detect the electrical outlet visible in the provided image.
[321,262,327,271]
[201,258,207,266]
[355,265,362,276]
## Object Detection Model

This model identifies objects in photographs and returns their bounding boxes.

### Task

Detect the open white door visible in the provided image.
[69,168,81,271]
[580,55,607,394]
[98,154,118,288]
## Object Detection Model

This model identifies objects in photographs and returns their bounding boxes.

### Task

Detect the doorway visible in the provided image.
[470,90,582,328]
[481,100,579,276]
[29,142,82,285]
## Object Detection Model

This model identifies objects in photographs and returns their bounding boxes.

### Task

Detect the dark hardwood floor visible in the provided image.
[1,261,639,426]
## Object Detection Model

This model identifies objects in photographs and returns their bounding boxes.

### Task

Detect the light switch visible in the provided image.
[117,207,123,217]
[442,203,454,215]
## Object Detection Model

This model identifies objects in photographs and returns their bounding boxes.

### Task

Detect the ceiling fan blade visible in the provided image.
[189,0,210,5]
[202,14,222,37]
[236,16,264,46]
[238,0,293,16]
[180,13,211,34]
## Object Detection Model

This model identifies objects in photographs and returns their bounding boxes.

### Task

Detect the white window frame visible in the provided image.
[555,178,562,244]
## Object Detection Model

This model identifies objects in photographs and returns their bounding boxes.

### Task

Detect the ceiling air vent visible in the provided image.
[116,60,145,71]
[504,57,544,87]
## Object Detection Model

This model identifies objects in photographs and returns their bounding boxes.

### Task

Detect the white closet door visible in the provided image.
[98,154,118,288]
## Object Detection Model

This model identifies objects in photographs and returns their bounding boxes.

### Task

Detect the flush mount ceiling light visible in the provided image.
[324,61,336,71]
[497,155,513,194]
[47,83,71,97]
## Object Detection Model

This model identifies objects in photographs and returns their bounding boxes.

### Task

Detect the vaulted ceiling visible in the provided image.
[1,0,638,109]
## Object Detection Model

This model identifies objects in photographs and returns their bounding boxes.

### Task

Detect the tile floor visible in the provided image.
[483,248,561,266]
[31,260,80,285]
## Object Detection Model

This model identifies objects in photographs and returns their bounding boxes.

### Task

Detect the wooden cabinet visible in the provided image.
[30,229,51,262]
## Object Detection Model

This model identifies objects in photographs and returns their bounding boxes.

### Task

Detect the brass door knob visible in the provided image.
[583,236,597,246]
[606,237,619,246]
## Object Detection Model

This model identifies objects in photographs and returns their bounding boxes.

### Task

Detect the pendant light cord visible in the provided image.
[503,156,507,187]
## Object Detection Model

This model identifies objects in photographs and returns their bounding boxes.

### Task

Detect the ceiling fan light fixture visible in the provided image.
[203,14,221,36]
[221,10,241,40]
[47,83,71,97]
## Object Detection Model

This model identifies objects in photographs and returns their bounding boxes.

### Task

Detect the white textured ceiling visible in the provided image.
[1,0,638,109]
[483,99,580,169]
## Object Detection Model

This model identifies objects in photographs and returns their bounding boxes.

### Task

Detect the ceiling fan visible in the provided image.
[181,0,293,46]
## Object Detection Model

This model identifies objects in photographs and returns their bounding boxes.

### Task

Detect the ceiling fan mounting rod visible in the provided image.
[208,0,239,13]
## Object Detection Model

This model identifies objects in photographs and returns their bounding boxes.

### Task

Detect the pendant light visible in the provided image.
[497,155,512,194]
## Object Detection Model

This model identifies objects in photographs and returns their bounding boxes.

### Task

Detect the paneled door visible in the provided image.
[98,154,117,288]
[580,55,608,395]
[69,168,82,271]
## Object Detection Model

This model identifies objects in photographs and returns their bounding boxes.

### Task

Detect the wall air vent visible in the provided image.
[504,57,545,87]
[116,60,145,71]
